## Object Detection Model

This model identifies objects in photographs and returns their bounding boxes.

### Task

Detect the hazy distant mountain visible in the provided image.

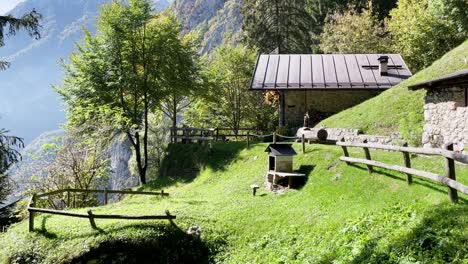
[0,0,171,143]
[169,0,243,54]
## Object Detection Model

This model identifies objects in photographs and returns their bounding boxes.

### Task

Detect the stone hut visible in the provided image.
[250,54,412,128]
[409,69,468,149]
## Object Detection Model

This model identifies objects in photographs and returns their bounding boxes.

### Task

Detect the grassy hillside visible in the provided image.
[318,40,468,140]
[1,142,467,263]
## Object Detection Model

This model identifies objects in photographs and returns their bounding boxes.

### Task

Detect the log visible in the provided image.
[363,140,373,173]
[402,143,413,185]
[445,144,458,203]
[28,194,36,232]
[336,141,468,164]
[339,156,468,196]
[28,207,177,220]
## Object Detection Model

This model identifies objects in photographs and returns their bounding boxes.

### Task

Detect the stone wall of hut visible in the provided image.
[422,86,468,148]
[283,90,380,127]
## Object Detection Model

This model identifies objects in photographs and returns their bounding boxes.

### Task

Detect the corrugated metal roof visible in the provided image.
[250,54,412,90]
[408,69,468,90]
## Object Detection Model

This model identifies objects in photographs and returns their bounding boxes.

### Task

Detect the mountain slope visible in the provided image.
[0,0,170,143]
[318,40,468,141]
[1,143,467,262]
[169,0,243,54]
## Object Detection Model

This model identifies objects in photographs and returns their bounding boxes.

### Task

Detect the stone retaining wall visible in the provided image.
[422,87,467,149]
[296,127,404,145]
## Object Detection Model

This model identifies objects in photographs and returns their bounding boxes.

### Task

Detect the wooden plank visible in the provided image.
[445,144,459,203]
[336,141,468,164]
[339,156,468,196]
[28,207,90,218]
[36,189,67,198]
[267,171,305,177]
[344,54,364,86]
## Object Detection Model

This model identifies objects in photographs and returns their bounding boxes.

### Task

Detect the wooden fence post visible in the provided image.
[273,132,277,144]
[340,138,350,165]
[28,194,36,232]
[87,210,97,229]
[363,140,373,173]
[104,188,108,205]
[301,134,305,154]
[67,188,71,208]
[445,143,458,203]
[402,143,413,185]
[247,131,250,148]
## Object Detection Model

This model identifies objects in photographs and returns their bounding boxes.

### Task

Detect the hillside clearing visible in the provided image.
[1,143,467,263]
[318,40,468,138]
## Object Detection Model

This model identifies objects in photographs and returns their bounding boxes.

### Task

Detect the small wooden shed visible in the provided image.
[265,144,304,188]
[409,69,468,149]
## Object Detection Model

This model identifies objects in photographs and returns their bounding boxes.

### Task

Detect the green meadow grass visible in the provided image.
[319,40,468,138]
[1,142,467,263]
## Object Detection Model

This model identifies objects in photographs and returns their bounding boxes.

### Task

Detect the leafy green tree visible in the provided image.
[57,0,198,184]
[242,0,314,53]
[387,0,467,72]
[319,4,389,53]
[0,10,41,70]
[184,45,277,136]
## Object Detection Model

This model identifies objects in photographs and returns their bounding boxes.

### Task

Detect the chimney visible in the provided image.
[378,55,389,76]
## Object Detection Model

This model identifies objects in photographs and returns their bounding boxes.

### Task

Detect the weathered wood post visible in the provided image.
[247,131,250,148]
[301,134,305,154]
[340,138,350,165]
[104,188,108,205]
[28,194,37,232]
[445,143,458,203]
[67,187,71,208]
[402,143,413,185]
[273,132,277,144]
[87,210,97,229]
[363,140,373,173]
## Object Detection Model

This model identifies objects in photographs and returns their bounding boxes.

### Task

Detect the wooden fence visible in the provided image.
[27,188,174,232]
[337,140,468,203]
[170,127,264,143]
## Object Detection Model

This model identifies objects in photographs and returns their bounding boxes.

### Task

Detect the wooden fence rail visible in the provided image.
[27,189,173,232]
[338,140,468,203]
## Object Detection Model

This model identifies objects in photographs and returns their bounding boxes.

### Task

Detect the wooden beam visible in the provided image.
[362,140,373,173]
[336,141,468,164]
[339,156,468,196]
[445,144,458,203]
[402,143,413,185]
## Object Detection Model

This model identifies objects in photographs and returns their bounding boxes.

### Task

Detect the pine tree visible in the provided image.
[242,0,313,54]
[0,10,41,70]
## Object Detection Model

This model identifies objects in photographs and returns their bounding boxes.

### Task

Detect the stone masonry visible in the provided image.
[422,86,468,148]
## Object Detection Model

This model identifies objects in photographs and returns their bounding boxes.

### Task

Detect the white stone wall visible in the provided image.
[422,86,468,148]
